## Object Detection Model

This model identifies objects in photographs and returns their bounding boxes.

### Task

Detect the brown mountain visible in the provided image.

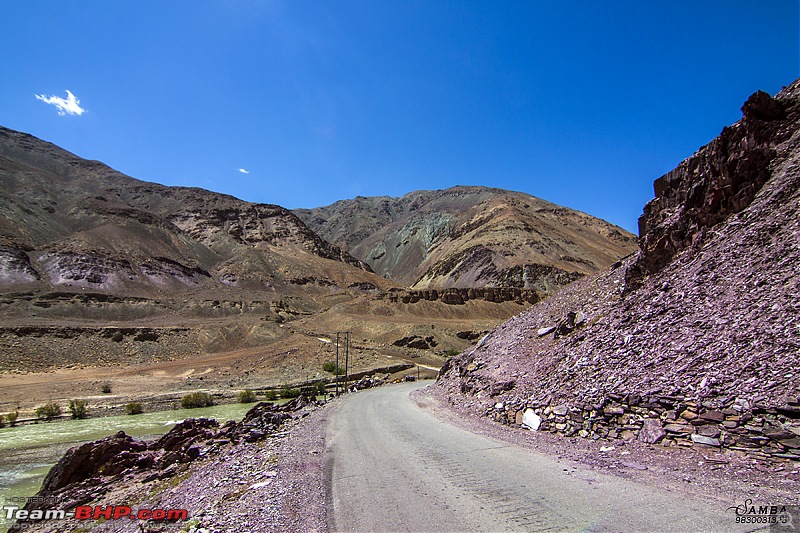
[0,125,381,299]
[436,81,800,461]
[295,187,637,292]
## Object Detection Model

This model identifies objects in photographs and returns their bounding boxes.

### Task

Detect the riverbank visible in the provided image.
[0,402,258,533]
[0,361,424,425]
[10,395,328,533]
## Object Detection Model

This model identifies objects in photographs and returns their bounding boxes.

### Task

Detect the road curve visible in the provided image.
[325,382,750,533]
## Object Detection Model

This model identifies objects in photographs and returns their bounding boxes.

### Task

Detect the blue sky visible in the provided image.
[1,1,797,234]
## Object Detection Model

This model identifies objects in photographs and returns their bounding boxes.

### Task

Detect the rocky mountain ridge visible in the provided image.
[0,125,376,299]
[436,79,800,463]
[295,186,636,291]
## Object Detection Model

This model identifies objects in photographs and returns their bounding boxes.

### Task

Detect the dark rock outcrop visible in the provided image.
[387,286,540,305]
[39,431,148,492]
[627,89,794,286]
[393,335,437,349]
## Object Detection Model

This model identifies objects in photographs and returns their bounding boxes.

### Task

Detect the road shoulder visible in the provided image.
[415,382,800,509]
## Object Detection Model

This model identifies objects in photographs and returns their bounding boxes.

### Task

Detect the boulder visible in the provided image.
[691,434,721,447]
[537,326,556,337]
[638,419,666,444]
[39,431,147,492]
[522,409,542,431]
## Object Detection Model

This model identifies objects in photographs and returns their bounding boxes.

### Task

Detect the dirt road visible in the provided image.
[325,382,751,532]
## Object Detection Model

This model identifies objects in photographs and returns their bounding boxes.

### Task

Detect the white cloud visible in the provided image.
[35,90,86,116]
[238,168,250,174]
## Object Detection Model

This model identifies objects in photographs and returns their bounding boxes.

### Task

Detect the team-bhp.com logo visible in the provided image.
[3,504,188,523]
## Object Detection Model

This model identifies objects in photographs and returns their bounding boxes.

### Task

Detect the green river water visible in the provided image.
[0,402,254,531]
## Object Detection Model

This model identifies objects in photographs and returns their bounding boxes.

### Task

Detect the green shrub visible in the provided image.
[237,389,257,403]
[280,386,301,399]
[100,384,112,394]
[323,361,345,375]
[35,403,62,421]
[181,392,214,409]
[6,411,17,427]
[125,402,143,415]
[445,349,461,357]
[69,399,89,419]
[264,389,278,401]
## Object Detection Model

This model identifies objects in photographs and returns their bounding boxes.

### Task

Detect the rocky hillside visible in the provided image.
[295,187,636,292]
[0,126,383,299]
[436,80,800,462]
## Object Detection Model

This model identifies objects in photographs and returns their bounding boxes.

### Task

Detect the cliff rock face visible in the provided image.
[436,79,800,461]
[296,187,637,292]
[627,89,794,285]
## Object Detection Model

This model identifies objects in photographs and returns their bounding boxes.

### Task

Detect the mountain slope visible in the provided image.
[436,80,800,460]
[0,126,382,298]
[296,186,637,291]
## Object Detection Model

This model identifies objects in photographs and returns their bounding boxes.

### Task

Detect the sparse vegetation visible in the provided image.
[445,349,461,357]
[0,414,5,428]
[264,389,279,401]
[181,392,214,408]
[69,399,89,419]
[237,389,257,403]
[101,383,112,394]
[7,411,18,427]
[301,382,327,397]
[323,361,345,375]
[125,402,143,415]
[280,386,301,399]
[35,402,62,421]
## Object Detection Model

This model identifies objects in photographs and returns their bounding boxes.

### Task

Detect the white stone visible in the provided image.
[690,433,720,447]
[522,408,541,431]
[537,326,556,337]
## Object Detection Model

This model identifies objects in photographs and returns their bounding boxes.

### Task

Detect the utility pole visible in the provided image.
[335,332,340,396]
[344,331,350,392]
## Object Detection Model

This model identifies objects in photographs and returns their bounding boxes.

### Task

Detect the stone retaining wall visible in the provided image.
[488,393,800,461]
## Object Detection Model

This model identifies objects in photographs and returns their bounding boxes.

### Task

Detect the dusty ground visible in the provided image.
[0,287,521,420]
[0,329,439,419]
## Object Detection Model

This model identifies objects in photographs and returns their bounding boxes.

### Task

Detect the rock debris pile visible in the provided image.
[438,79,800,464]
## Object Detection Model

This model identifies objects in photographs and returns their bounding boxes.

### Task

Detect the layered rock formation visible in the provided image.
[296,186,637,292]
[437,79,800,462]
[0,125,378,298]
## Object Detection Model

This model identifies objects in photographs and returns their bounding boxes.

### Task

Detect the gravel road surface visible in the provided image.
[325,382,753,532]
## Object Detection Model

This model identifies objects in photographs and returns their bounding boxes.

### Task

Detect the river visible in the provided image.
[0,402,254,532]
